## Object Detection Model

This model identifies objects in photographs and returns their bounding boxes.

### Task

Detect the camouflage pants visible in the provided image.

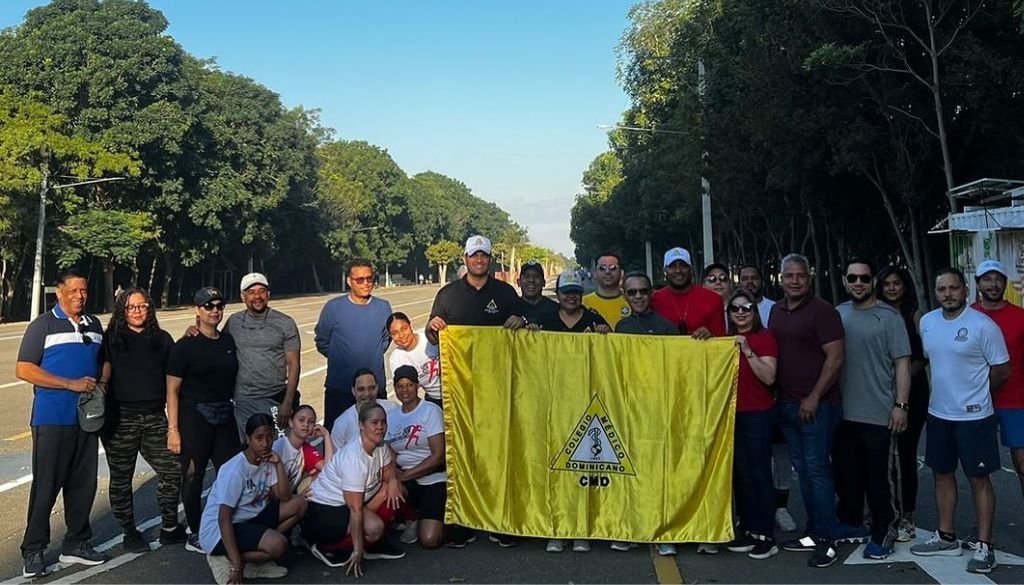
[102,410,181,531]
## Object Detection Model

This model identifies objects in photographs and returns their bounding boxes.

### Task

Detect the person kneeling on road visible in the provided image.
[272,404,333,496]
[304,402,407,576]
[386,366,447,548]
[201,413,307,584]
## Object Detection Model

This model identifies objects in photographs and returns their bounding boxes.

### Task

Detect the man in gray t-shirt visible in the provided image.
[832,260,911,557]
[226,273,301,437]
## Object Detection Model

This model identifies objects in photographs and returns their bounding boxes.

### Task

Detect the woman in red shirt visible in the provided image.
[725,290,780,560]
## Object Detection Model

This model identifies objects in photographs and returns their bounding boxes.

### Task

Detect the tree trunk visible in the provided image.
[311,260,323,293]
[161,251,176,308]
[825,220,840,304]
[147,255,158,295]
[921,0,956,209]
[909,206,931,311]
[808,210,823,298]
[0,257,6,321]
[130,257,139,287]
[103,259,115,314]
[437,264,448,284]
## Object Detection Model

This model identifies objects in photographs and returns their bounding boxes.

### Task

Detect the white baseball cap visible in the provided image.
[556,271,585,293]
[663,247,692,268]
[975,259,1007,279]
[240,272,270,293]
[465,235,492,256]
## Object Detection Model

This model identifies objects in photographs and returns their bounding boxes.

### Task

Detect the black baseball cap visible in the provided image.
[193,286,224,306]
[521,261,544,277]
[394,365,419,385]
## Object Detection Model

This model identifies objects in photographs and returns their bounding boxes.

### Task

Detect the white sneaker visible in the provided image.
[610,541,637,551]
[657,543,678,556]
[897,518,916,543]
[697,543,720,555]
[545,539,565,553]
[775,508,797,532]
[400,521,419,544]
[206,555,232,585]
[243,562,288,579]
[572,539,591,552]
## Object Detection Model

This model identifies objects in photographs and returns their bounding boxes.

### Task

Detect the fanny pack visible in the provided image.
[193,400,234,426]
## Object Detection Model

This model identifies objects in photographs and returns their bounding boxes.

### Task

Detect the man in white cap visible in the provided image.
[966,259,1024,552]
[427,234,525,549]
[651,247,727,338]
[225,272,301,436]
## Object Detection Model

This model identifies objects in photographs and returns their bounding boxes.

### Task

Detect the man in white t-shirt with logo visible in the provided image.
[330,368,397,449]
[910,267,1010,574]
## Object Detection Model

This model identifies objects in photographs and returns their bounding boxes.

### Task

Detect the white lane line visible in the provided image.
[47,552,142,584]
[300,365,327,379]
[0,334,24,341]
[0,381,26,389]
[0,448,105,494]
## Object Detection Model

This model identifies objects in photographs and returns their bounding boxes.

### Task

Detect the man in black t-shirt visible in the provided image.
[514,261,558,325]
[536,271,610,333]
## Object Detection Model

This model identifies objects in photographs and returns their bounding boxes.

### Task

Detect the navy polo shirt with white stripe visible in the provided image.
[17,304,104,426]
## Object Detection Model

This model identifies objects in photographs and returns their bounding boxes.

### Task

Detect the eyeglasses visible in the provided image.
[202,302,225,311]
[704,275,730,284]
[126,303,149,313]
[596,264,619,273]
[350,276,374,284]
[728,303,754,314]
[845,274,872,284]
[625,287,651,297]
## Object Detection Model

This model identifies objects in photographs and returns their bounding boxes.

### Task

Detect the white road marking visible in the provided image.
[300,365,327,378]
[0,448,105,494]
[844,529,1024,584]
[0,381,26,389]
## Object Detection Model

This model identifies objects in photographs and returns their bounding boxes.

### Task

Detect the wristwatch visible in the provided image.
[744,350,755,359]
[894,401,909,411]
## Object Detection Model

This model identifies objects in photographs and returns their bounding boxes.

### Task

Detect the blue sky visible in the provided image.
[2,1,635,256]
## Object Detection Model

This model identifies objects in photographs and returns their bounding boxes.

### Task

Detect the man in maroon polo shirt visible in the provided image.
[769,253,845,568]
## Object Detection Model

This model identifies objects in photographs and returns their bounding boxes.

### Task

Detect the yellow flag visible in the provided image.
[439,326,739,543]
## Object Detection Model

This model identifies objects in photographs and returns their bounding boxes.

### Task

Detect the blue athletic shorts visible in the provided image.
[924,414,1000,477]
[996,408,1024,449]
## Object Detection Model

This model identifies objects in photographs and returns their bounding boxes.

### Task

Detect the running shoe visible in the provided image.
[572,539,591,552]
[725,533,756,553]
[863,542,893,560]
[910,531,962,556]
[610,541,637,552]
[967,542,997,574]
[696,543,719,555]
[807,539,837,568]
[488,533,520,548]
[657,543,678,556]
[364,541,405,560]
[22,551,49,579]
[896,518,916,543]
[546,539,565,553]
[781,535,817,552]
[59,541,109,566]
[774,508,797,532]
[185,533,204,554]
[122,529,150,554]
[747,534,778,560]
[310,544,345,568]
[833,523,870,544]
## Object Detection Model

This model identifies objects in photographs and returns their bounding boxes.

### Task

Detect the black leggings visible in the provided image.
[895,380,929,515]
[179,404,241,533]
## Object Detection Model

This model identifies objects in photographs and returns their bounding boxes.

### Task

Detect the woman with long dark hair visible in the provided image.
[876,265,929,542]
[101,287,186,552]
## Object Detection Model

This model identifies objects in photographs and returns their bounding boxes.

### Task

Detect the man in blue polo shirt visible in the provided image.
[16,269,109,577]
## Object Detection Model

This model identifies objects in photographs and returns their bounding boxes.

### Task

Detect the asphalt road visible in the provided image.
[1,283,1023,584]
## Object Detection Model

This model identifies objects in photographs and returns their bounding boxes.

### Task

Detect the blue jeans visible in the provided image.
[779,401,841,539]
[733,410,776,537]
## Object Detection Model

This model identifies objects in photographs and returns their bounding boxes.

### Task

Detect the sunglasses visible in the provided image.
[845,274,872,284]
[704,275,730,284]
[126,303,149,313]
[625,287,651,297]
[728,303,754,314]
[596,264,620,273]
[202,301,225,311]
[350,276,374,284]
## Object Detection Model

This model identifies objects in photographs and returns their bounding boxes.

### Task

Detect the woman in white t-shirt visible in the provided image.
[387,365,447,548]
[387,312,442,407]
[200,414,308,584]
[272,405,333,495]
[303,403,405,576]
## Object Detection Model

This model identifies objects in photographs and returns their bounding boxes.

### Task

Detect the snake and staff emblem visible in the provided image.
[588,427,603,460]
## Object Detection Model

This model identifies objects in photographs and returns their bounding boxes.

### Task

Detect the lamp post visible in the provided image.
[30,175,125,320]
[597,119,715,269]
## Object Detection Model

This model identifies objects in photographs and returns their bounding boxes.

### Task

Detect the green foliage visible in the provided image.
[425,240,463,267]
[57,209,159,267]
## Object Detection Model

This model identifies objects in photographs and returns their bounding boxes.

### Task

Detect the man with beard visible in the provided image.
[739,265,776,327]
[226,273,302,436]
[615,272,677,335]
[583,252,631,329]
[514,261,558,326]
[832,259,911,560]
[911,267,1009,574]
[651,247,726,338]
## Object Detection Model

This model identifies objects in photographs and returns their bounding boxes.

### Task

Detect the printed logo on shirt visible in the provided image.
[422,359,440,382]
[550,395,636,487]
[485,299,499,314]
[388,424,425,449]
[966,404,982,413]
[955,327,969,342]
[620,306,632,317]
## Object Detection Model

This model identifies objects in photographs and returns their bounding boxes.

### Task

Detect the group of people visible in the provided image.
[12,231,1024,581]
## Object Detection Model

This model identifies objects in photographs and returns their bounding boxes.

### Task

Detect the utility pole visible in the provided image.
[699,58,714,265]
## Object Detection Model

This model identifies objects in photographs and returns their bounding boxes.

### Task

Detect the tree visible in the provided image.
[56,210,159,311]
[425,240,463,284]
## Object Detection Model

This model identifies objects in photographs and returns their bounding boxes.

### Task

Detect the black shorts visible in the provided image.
[302,501,352,545]
[210,500,280,555]
[925,414,1000,477]
[404,480,446,521]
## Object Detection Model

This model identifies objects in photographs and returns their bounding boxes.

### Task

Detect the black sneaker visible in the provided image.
[488,533,520,548]
[748,534,779,560]
[781,535,817,552]
[185,532,204,554]
[122,529,150,554]
[311,544,346,568]
[158,524,187,545]
[725,533,756,553]
[808,539,838,568]
[363,541,405,560]
[22,550,49,578]
[59,541,109,566]
[446,526,477,548]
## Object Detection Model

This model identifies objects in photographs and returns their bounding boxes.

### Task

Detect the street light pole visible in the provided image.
[699,58,714,265]
[30,175,125,320]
